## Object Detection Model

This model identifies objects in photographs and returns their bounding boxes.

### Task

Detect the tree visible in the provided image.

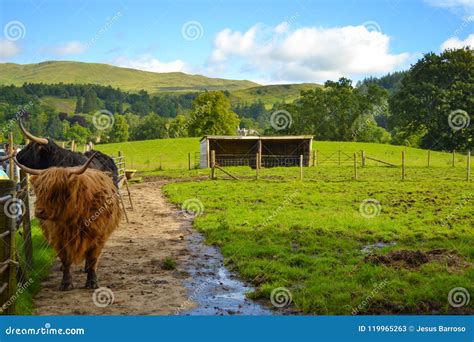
[65,122,91,144]
[169,114,188,138]
[290,78,388,140]
[74,97,83,113]
[187,91,240,136]
[108,115,129,143]
[82,90,98,113]
[389,48,473,150]
[133,113,169,140]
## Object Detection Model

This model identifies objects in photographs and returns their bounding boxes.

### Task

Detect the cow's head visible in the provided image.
[15,118,61,169]
[14,153,96,221]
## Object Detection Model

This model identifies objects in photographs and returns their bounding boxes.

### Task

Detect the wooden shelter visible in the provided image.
[200,135,313,168]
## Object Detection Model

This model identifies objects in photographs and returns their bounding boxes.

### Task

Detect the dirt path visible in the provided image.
[34,181,196,315]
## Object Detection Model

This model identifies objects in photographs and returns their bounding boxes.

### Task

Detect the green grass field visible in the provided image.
[97,137,473,314]
[163,169,473,314]
[15,221,55,314]
[95,138,469,171]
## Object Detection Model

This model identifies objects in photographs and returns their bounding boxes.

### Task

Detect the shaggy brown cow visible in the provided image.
[14,154,121,291]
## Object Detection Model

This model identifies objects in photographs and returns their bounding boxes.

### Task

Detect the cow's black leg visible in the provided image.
[83,259,89,273]
[85,247,101,289]
[59,260,74,291]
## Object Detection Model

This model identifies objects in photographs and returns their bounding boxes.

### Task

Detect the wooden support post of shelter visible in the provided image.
[353,153,358,180]
[401,151,406,181]
[299,155,303,181]
[312,150,316,167]
[0,179,18,315]
[256,153,259,180]
[210,150,216,179]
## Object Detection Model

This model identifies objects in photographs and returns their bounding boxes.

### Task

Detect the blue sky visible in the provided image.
[0,0,473,84]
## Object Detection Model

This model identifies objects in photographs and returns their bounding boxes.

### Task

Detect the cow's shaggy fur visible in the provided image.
[30,167,121,290]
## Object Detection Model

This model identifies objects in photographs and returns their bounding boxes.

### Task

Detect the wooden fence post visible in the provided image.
[210,150,216,179]
[467,151,471,182]
[8,133,14,182]
[19,171,33,271]
[299,155,303,181]
[0,179,17,315]
[427,150,431,168]
[255,153,259,180]
[452,150,455,167]
[401,151,406,180]
[353,153,358,180]
[361,150,366,167]
[312,150,316,167]
[188,153,191,171]
[315,150,318,166]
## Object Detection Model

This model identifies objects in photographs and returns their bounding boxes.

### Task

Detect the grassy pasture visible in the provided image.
[163,166,473,314]
[96,138,469,171]
[99,138,473,314]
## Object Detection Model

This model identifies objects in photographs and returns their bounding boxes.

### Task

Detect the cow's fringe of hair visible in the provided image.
[30,167,121,265]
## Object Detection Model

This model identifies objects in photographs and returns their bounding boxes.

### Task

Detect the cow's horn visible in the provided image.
[18,118,48,145]
[69,153,97,175]
[13,157,43,175]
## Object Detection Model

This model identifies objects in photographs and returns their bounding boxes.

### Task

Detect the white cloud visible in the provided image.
[113,54,188,73]
[0,39,20,58]
[426,0,474,15]
[209,23,410,83]
[53,41,87,55]
[441,33,474,49]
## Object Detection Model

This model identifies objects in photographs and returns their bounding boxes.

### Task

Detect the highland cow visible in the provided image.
[14,154,121,290]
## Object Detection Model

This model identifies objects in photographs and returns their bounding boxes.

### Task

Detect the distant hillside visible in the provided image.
[229,83,321,108]
[0,61,259,94]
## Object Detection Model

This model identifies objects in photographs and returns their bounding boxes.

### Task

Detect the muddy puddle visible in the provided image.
[179,228,273,315]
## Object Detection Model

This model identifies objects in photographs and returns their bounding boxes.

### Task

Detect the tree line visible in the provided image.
[0,48,471,151]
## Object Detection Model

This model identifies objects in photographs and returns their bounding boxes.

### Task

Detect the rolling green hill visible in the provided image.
[229,83,321,108]
[0,61,259,94]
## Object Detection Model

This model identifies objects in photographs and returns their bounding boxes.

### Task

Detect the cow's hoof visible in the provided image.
[59,282,74,291]
[85,279,98,289]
